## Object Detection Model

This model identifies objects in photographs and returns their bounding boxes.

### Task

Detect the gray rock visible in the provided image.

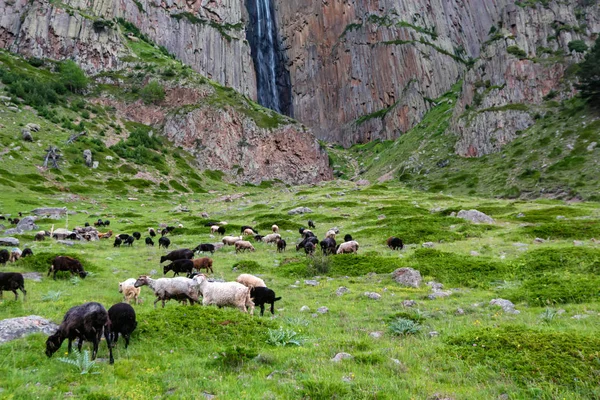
[22,128,33,142]
[300,305,310,312]
[422,242,435,248]
[305,280,319,286]
[470,251,480,256]
[377,214,386,220]
[51,228,72,240]
[391,268,422,288]
[572,314,589,320]
[83,149,93,167]
[456,209,495,224]
[0,237,19,247]
[31,207,67,218]
[428,331,439,338]
[455,308,465,315]
[0,316,58,343]
[534,237,546,243]
[402,300,417,307]
[22,272,43,282]
[317,306,329,314]
[355,179,370,186]
[364,292,381,300]
[201,212,209,218]
[336,286,350,296]
[26,123,40,132]
[16,217,38,232]
[428,290,452,300]
[288,207,313,215]
[331,352,353,362]
[516,213,525,218]
[369,331,383,339]
[489,298,520,314]
[57,240,75,246]
[556,215,566,220]
[92,161,99,169]
[427,281,444,290]
[587,142,597,151]
[573,240,584,246]
[450,212,457,217]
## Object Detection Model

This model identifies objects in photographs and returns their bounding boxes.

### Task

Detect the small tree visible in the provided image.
[577,37,600,104]
[59,60,88,93]
[568,40,588,53]
[140,81,165,104]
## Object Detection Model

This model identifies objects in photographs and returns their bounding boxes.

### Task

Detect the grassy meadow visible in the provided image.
[0,182,599,399]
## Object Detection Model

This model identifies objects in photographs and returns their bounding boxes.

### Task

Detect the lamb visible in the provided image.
[0,272,26,300]
[243,228,256,236]
[308,220,316,229]
[134,275,199,308]
[320,237,337,255]
[113,237,122,247]
[387,236,404,250]
[132,232,141,240]
[304,242,316,255]
[123,236,135,246]
[250,287,281,316]
[45,302,114,364]
[222,236,243,246]
[210,225,220,234]
[325,230,336,239]
[35,230,46,241]
[21,248,33,258]
[158,237,171,249]
[272,224,279,233]
[235,241,255,253]
[163,259,194,277]
[236,273,266,289]
[145,237,154,246]
[192,274,254,314]
[194,243,215,254]
[98,230,113,239]
[48,256,88,280]
[336,240,359,254]
[107,303,137,349]
[344,234,353,242]
[0,249,8,265]
[276,238,286,252]
[118,278,140,304]
[192,257,213,274]
[9,249,21,262]
[160,249,194,264]
[148,228,157,237]
[217,226,226,235]
[262,233,281,244]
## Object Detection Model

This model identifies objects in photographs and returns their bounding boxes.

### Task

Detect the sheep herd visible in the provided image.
[0,215,405,366]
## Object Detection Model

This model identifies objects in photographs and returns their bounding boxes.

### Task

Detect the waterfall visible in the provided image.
[246,0,291,116]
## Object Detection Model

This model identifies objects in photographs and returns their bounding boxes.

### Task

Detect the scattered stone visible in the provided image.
[572,314,589,320]
[336,287,350,296]
[31,207,67,218]
[105,155,113,161]
[573,240,584,246]
[556,215,566,220]
[15,217,38,233]
[92,161,99,169]
[534,238,545,243]
[428,331,439,338]
[390,358,402,365]
[490,298,520,314]
[202,392,216,399]
[0,237,19,246]
[455,308,465,315]
[427,281,444,290]
[377,214,386,220]
[428,291,452,300]
[26,123,40,132]
[449,212,456,217]
[364,292,381,300]
[317,307,329,314]
[355,179,370,186]
[331,352,353,362]
[22,128,33,142]
[172,204,190,213]
[456,209,495,224]
[305,280,319,286]
[288,207,313,215]
[516,213,525,218]
[587,142,597,152]
[422,242,435,248]
[21,272,43,282]
[300,306,310,312]
[470,250,480,256]
[391,268,422,288]
[402,300,417,307]
[83,149,93,167]
[0,316,58,343]
[557,309,566,315]
[212,243,224,251]
[57,240,75,246]
[369,331,383,339]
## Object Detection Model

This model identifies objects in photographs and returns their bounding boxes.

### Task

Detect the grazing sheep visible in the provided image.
[299,227,306,235]
[336,240,359,254]
[192,257,214,274]
[113,237,122,247]
[302,229,315,238]
[118,234,130,241]
[123,236,135,247]
[204,221,218,227]
[21,248,33,258]
[250,287,281,316]
[194,243,215,254]
[222,236,243,246]
[118,278,140,304]
[296,236,319,251]
[158,237,171,249]
[104,220,111,227]
[48,256,88,280]
[9,249,21,263]
[85,222,90,227]
[94,219,104,227]
[236,273,266,289]
[107,303,137,349]
[320,237,337,255]
[276,238,286,252]
[235,241,255,253]
[160,249,194,264]
[387,236,404,250]
[0,272,26,300]
[161,229,169,237]
[308,220,316,229]
[132,232,141,240]
[192,274,254,314]
[243,228,256,236]
[253,234,264,242]
[45,302,114,364]
[0,249,9,265]
[145,237,154,246]
[210,225,220,234]
[263,233,281,244]
[98,230,113,239]
[134,275,198,308]
[217,226,226,235]
[344,234,353,242]
[304,242,316,255]
[178,224,183,228]
[240,225,255,234]
[35,231,46,241]
[149,228,156,237]
[325,230,336,239]
[272,224,279,233]
[218,221,228,226]
[163,259,194,277]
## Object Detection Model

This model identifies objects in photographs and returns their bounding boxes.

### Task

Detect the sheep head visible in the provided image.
[134,276,150,287]
[45,332,64,358]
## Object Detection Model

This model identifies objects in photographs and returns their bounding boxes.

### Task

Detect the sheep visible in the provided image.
[210,225,220,234]
[163,259,194,277]
[204,221,218,227]
[9,249,21,263]
[192,274,254,314]
[134,275,199,308]
[123,236,135,247]
[21,248,33,258]
[336,240,359,254]
[308,220,316,229]
[263,233,281,244]
[160,249,194,264]
[218,221,228,226]
[107,303,137,349]
[11,218,20,225]
[387,236,404,250]
[296,236,318,251]
[272,224,279,233]
[45,302,114,364]
[145,237,154,246]
[118,278,140,304]
[344,234,353,242]
[243,228,256,236]
[178,224,183,228]
[235,241,255,253]
[132,232,141,240]
[161,228,168,236]
[217,226,226,235]
[0,272,26,300]
[320,237,337,255]
[0,249,8,265]
[118,234,130,241]
[192,257,213,274]
[325,230,336,239]
[48,256,88,280]
[104,220,111,227]
[194,243,215,254]
[158,237,171,249]
[253,234,264,242]
[222,236,243,246]
[250,287,281,316]
[94,219,104,227]
[236,273,266,289]
[240,225,255,234]
[98,230,113,239]
[35,231,46,241]
[304,242,315,255]
[85,222,90,227]
[148,228,157,237]
[302,229,315,238]
[276,238,286,252]
[299,227,306,235]
[113,237,122,247]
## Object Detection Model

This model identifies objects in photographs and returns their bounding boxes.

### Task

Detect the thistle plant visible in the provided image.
[57,349,98,375]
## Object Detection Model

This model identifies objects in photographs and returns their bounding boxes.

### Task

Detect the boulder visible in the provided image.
[51,228,72,240]
[0,237,19,247]
[402,300,417,307]
[364,292,381,300]
[317,306,329,314]
[335,286,350,296]
[331,352,353,362]
[489,298,520,314]
[391,268,422,288]
[428,290,452,300]
[456,209,495,224]
[422,242,435,248]
[83,149,93,167]
[300,305,310,312]
[304,280,319,286]
[31,207,67,218]
[26,123,40,132]
[288,207,313,215]
[355,179,370,186]
[21,128,33,142]
[16,216,38,232]
[0,316,58,343]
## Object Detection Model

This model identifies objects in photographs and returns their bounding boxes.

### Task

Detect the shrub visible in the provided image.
[211,345,257,369]
[507,45,527,59]
[577,36,600,103]
[568,40,588,53]
[231,260,262,272]
[140,81,165,104]
[59,60,88,93]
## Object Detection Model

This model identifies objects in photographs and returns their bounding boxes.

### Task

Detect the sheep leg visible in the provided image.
[103,325,114,364]
[124,334,130,349]
[0,291,3,299]
[67,338,73,354]
[11,290,18,301]
[47,267,52,277]
[77,338,84,352]
[153,297,160,309]
[270,303,275,316]
[113,331,119,347]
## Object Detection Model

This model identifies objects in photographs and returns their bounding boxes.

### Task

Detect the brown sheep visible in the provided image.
[192,257,214,274]
[48,256,88,280]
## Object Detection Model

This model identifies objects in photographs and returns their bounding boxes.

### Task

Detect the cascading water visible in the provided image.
[245,0,292,116]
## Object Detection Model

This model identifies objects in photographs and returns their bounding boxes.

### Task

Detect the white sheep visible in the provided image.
[235,241,255,253]
[192,274,254,314]
[222,235,243,245]
[272,224,279,233]
[336,240,359,254]
[326,230,336,239]
[134,275,199,308]
[118,278,141,304]
[235,273,266,289]
[262,233,281,244]
[210,225,220,233]
[218,221,228,225]
[243,228,256,236]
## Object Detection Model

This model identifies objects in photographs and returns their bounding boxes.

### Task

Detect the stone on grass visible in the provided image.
[470,251,480,256]
[428,290,452,300]
[456,209,495,224]
[364,292,381,300]
[336,287,350,296]
[16,217,38,232]
[573,240,584,246]
[305,280,319,286]
[534,238,545,243]
[391,268,422,288]
[300,306,310,312]
[0,237,19,246]
[489,298,520,314]
[422,242,435,248]
[428,331,439,338]
[427,281,444,290]
[331,352,353,362]
[369,331,383,339]
[22,272,43,282]
[317,306,329,314]
[57,240,75,246]
[288,207,313,215]
[31,207,67,218]
[0,316,58,343]
[377,214,386,220]
[402,300,417,307]
[356,179,370,186]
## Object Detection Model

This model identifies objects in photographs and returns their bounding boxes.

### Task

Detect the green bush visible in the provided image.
[58,60,88,93]
[231,260,262,272]
[499,273,600,305]
[110,126,168,173]
[140,81,165,104]
[0,67,65,108]
[577,36,600,103]
[507,45,528,59]
[568,40,588,53]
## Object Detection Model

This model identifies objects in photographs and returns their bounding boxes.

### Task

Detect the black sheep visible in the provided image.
[304,242,315,255]
[250,287,281,316]
[320,237,336,255]
[118,234,130,240]
[217,226,226,235]
[94,219,104,227]
[123,236,135,246]
[344,234,353,242]
[132,232,141,240]
[104,220,110,227]
[0,249,9,265]
[254,234,264,242]
[113,237,122,247]
[194,243,215,254]
[296,236,319,251]
[48,256,87,280]
[299,227,306,235]
[160,249,193,264]
[21,248,33,258]
[149,228,156,237]
[160,229,168,237]
[84,222,90,227]
[387,236,404,250]
[308,220,316,229]
[204,221,218,227]
[163,259,194,276]
[158,237,170,249]
[45,302,114,364]
[276,239,286,252]
[145,237,154,246]
[108,303,137,349]
[0,272,26,300]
